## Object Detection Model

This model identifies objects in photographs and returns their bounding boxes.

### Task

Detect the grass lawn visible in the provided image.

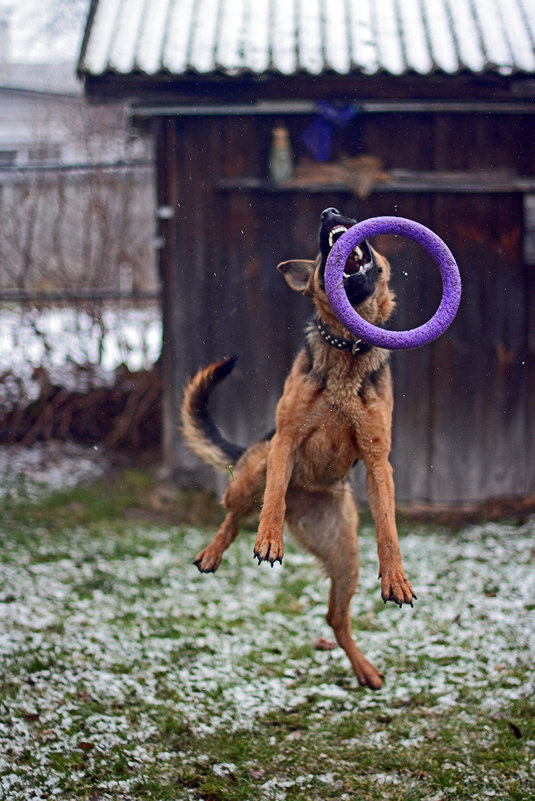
[0,469,534,800]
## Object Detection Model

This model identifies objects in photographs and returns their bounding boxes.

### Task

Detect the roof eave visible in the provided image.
[79,66,535,105]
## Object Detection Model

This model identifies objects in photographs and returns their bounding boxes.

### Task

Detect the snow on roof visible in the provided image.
[78,0,535,79]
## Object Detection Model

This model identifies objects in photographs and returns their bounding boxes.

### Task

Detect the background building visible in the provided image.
[74,0,534,510]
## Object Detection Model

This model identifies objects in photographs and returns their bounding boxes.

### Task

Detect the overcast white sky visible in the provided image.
[1,0,89,63]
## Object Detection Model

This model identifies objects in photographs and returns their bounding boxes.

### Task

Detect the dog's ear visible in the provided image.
[277,260,315,293]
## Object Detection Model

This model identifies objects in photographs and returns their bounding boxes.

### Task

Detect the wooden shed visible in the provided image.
[78,0,535,511]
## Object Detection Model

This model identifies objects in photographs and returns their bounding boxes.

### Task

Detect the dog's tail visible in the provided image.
[180,355,246,471]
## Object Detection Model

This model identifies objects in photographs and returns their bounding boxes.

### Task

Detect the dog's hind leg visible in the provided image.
[194,441,269,573]
[286,485,383,689]
[194,509,240,573]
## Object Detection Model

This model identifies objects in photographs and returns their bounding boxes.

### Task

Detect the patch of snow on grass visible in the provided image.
[0,441,110,501]
[0,515,534,796]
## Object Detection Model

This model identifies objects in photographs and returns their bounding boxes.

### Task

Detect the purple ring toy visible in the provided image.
[325,216,462,350]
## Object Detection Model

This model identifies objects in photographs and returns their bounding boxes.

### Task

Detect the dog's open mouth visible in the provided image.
[328,225,371,278]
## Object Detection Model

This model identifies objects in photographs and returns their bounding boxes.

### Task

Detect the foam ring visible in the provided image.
[324,216,462,350]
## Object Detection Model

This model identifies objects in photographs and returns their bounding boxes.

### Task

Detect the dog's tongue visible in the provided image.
[344,247,364,275]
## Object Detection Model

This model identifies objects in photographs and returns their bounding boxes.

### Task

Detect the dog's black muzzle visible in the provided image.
[318,208,380,307]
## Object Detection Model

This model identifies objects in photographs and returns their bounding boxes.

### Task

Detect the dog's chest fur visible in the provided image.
[305,324,390,405]
[286,335,391,490]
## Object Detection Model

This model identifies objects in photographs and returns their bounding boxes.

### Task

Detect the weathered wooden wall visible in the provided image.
[156,110,534,507]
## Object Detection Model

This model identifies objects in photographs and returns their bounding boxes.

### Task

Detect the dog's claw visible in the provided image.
[253,532,284,567]
[379,568,417,607]
[253,550,283,567]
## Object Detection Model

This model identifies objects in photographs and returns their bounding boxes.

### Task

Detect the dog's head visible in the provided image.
[278,207,395,328]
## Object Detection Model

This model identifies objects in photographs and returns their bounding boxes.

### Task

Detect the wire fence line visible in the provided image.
[0,289,160,302]
[0,160,163,451]
[0,160,158,293]
[0,159,154,174]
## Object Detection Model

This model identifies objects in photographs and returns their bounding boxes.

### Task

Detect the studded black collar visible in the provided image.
[315,316,374,356]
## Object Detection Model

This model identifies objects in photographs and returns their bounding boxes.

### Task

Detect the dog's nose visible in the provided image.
[321,207,340,220]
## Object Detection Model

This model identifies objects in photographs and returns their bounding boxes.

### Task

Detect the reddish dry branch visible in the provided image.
[0,364,161,451]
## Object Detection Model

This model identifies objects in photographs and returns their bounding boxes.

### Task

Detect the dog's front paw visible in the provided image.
[253,529,284,566]
[379,568,417,607]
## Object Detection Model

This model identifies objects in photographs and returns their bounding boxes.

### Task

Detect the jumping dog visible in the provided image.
[181,207,416,689]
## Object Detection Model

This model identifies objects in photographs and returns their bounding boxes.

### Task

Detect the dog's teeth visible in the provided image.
[354,246,364,259]
[328,226,347,248]
[343,272,350,278]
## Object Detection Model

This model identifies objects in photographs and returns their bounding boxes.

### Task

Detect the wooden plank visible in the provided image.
[205,117,271,452]
[358,192,437,503]
[156,118,180,476]
[361,113,434,171]
[428,192,533,503]
[216,173,535,194]
[165,116,229,485]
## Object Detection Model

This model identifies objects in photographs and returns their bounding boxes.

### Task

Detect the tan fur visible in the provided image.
[181,244,415,689]
[180,362,231,471]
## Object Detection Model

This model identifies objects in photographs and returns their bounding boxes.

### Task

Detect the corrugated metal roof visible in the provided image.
[79,0,535,79]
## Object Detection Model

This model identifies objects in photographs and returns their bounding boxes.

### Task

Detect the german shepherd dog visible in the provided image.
[181,207,416,689]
